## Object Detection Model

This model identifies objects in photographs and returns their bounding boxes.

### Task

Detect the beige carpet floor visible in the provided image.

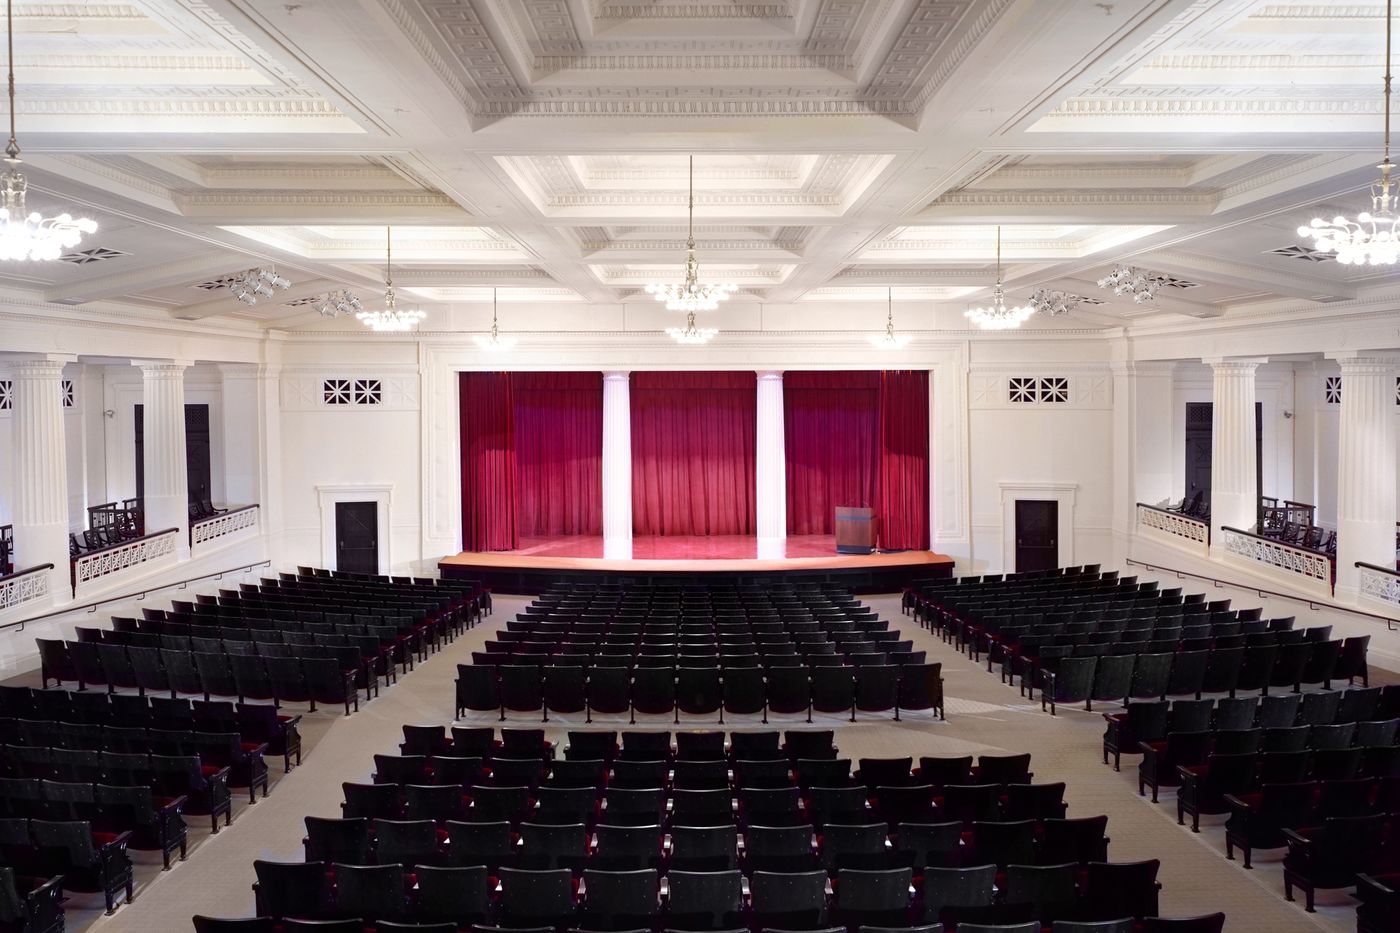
[38,593,1369,933]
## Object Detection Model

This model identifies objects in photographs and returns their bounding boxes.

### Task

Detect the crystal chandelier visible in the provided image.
[965,226,1034,330]
[645,155,737,312]
[868,287,912,348]
[312,289,362,318]
[665,310,718,345]
[1028,288,1082,317]
[227,267,290,305]
[356,226,426,332]
[473,288,517,351]
[0,0,96,261]
[1097,264,1168,303]
[1297,0,1400,265]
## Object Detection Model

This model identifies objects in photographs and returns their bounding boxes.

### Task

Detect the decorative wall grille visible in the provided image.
[1009,376,1069,404]
[72,529,178,590]
[1359,564,1400,608]
[323,378,382,406]
[0,381,10,412]
[1220,527,1333,586]
[0,566,49,611]
[62,380,74,409]
[191,505,260,550]
[1324,376,1341,405]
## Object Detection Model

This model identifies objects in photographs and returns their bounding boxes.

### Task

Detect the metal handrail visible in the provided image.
[1,559,273,633]
[0,563,54,582]
[1125,556,1399,632]
[1357,561,1400,577]
[191,503,256,525]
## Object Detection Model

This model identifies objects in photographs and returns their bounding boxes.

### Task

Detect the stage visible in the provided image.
[438,534,955,593]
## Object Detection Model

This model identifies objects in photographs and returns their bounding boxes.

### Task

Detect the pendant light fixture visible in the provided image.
[665,309,718,345]
[473,287,517,350]
[868,287,911,348]
[0,0,97,261]
[356,226,426,332]
[1297,0,1400,264]
[645,155,738,311]
[964,226,1034,331]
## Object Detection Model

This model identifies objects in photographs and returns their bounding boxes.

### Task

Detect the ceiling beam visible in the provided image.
[1143,249,1357,303]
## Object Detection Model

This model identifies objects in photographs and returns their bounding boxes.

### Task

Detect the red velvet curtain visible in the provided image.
[876,369,930,550]
[784,372,879,535]
[459,371,517,552]
[631,371,756,535]
[513,372,603,537]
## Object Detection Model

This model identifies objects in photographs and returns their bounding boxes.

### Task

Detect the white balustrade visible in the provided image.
[72,528,179,596]
[1136,503,1210,558]
[1219,526,1334,598]
[190,505,260,557]
[0,565,51,612]
[1358,563,1400,610]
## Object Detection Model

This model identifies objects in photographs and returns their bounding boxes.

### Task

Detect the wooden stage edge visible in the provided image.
[438,549,956,594]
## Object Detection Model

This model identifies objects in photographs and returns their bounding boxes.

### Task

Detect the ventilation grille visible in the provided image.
[1324,376,1341,404]
[1009,376,1069,404]
[193,276,242,291]
[1266,244,1332,263]
[323,378,382,406]
[1158,275,1201,289]
[58,247,128,265]
[284,295,325,307]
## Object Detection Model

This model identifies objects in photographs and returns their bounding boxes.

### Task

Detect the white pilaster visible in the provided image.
[219,363,282,561]
[135,360,192,559]
[1111,361,1176,553]
[1333,354,1398,599]
[1207,357,1266,550]
[11,356,75,605]
[602,371,633,560]
[755,370,786,559]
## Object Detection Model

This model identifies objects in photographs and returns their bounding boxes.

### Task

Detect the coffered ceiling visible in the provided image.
[0,0,1397,333]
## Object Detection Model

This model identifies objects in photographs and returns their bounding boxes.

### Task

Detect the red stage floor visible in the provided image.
[510,534,849,560]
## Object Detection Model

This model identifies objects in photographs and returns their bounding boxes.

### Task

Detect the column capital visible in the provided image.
[1203,356,1268,371]
[1328,352,1400,374]
[756,369,784,381]
[602,370,631,381]
[132,359,193,373]
[9,356,74,376]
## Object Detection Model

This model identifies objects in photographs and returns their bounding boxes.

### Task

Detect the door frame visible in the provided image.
[998,482,1077,572]
[317,484,393,575]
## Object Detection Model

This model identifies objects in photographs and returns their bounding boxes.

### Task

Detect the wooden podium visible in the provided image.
[835,507,878,554]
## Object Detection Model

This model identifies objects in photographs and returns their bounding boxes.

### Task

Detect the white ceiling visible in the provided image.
[0,0,1396,331]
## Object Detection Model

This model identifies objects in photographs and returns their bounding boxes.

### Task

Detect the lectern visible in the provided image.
[835,506,878,554]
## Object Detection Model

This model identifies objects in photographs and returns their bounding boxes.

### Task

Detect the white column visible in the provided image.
[11,356,75,604]
[755,370,786,559]
[1207,357,1266,549]
[135,360,192,559]
[601,371,633,560]
[1333,353,1398,599]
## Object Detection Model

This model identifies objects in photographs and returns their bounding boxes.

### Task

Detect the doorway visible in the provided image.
[1014,499,1059,573]
[1183,401,1263,510]
[134,403,212,506]
[334,501,379,573]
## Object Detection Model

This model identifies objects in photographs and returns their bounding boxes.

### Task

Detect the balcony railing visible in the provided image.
[0,564,52,612]
[1136,503,1210,556]
[1358,562,1400,611]
[71,527,179,596]
[190,504,260,556]
[1220,525,1335,597]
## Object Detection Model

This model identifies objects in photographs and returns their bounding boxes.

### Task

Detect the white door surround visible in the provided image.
[316,483,393,575]
[999,482,1078,572]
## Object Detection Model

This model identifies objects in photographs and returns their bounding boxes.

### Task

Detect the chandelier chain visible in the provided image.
[5,0,16,162]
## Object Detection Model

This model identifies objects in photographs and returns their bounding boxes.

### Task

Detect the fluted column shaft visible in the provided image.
[601,371,633,560]
[136,360,191,558]
[755,371,786,559]
[1207,358,1265,548]
[11,358,71,599]
[1335,355,1398,597]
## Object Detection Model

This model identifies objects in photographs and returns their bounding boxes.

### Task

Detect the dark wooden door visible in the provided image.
[1184,401,1264,510]
[334,502,379,574]
[135,403,212,506]
[1014,499,1059,573]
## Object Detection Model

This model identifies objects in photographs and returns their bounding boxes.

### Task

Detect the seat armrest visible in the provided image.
[156,794,188,816]
[1222,794,1252,813]
[96,830,134,853]
[1281,828,1312,848]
